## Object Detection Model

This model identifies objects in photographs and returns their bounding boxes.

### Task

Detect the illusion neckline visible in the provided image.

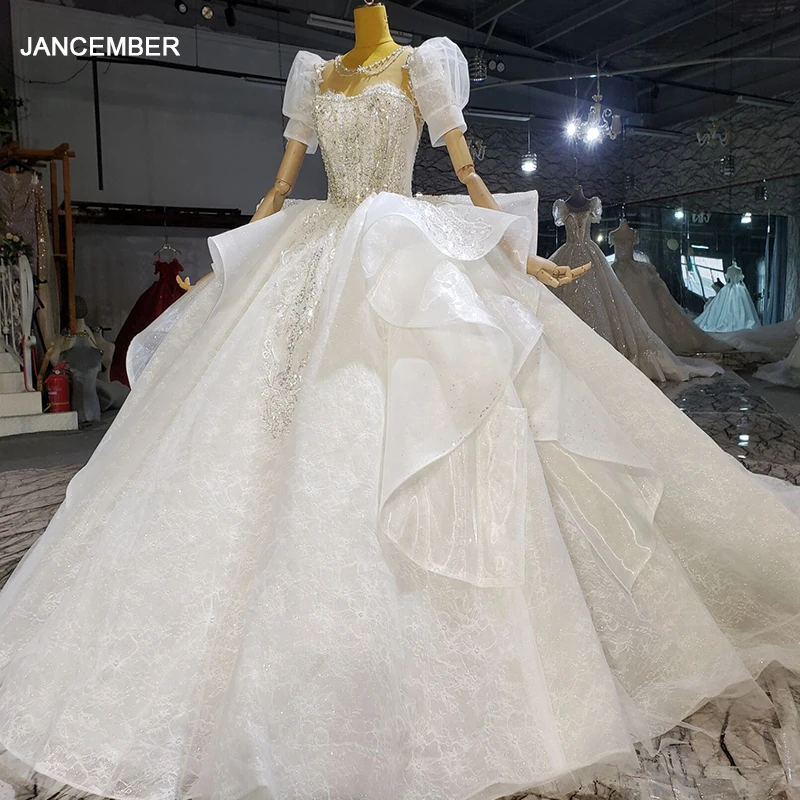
[316,81,416,110]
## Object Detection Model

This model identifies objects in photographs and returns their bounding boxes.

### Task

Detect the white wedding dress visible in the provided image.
[695,263,761,333]
[1,37,800,800]
[549,198,722,381]
[754,317,800,387]
[609,221,730,355]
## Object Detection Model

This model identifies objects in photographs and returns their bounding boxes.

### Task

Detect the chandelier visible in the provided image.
[566,75,621,144]
[696,117,729,147]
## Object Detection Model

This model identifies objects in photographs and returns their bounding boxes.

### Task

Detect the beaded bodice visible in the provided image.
[562,207,594,244]
[554,197,603,249]
[313,83,422,207]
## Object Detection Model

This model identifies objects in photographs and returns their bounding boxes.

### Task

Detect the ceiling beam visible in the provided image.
[648,65,800,128]
[598,0,735,62]
[474,0,527,30]
[662,11,800,83]
[530,0,635,49]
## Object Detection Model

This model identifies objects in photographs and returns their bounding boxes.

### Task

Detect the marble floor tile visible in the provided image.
[661,370,800,485]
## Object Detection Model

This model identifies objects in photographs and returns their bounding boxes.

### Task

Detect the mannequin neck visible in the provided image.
[612,220,635,257]
[352,4,397,55]
[566,184,589,209]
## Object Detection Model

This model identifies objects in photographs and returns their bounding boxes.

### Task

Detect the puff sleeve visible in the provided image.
[553,199,568,227]
[282,50,325,154]
[407,37,469,147]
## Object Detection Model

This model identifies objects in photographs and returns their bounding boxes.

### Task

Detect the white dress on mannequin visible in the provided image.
[609,219,730,355]
[549,198,721,381]
[0,37,799,800]
[695,263,762,333]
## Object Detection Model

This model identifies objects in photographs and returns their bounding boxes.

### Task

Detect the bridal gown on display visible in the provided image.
[754,317,800,387]
[1,37,800,800]
[695,263,761,333]
[549,198,722,381]
[609,220,730,355]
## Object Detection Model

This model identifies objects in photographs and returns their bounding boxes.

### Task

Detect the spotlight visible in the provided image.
[201,4,213,19]
[741,212,752,224]
[596,233,604,243]
[520,153,538,174]
[496,61,505,73]
[566,120,578,137]
[488,58,497,71]
[586,125,600,142]
[224,1,236,26]
[674,208,685,220]
[174,0,188,12]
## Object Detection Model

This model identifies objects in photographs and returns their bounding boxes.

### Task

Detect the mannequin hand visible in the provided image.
[526,254,591,287]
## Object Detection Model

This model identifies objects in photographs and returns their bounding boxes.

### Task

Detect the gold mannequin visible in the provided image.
[181,2,589,290]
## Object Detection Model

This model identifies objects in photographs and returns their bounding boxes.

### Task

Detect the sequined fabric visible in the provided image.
[314,84,421,207]
[550,198,722,382]
[2,35,800,800]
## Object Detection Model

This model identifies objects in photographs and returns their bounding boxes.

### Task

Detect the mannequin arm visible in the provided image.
[178,139,308,291]
[251,138,307,222]
[442,129,590,288]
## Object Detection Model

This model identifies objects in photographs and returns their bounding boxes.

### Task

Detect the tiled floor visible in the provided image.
[662,370,800,485]
[0,370,799,800]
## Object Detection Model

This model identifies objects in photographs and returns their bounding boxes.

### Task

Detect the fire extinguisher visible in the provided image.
[45,361,71,413]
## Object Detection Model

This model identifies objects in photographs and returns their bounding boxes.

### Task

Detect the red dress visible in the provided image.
[110,259,184,386]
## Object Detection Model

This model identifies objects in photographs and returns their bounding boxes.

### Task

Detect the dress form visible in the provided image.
[609,218,731,355]
[609,218,637,257]
[565,184,590,211]
[244,1,591,288]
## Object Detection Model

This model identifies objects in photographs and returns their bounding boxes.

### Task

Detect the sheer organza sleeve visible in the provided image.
[283,50,325,154]
[553,199,568,227]
[590,196,603,222]
[407,37,469,147]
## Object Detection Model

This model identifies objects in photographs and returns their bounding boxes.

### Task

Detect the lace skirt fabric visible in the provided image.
[550,241,722,382]
[1,192,799,800]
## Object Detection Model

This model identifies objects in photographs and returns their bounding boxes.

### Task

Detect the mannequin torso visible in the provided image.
[319,5,413,99]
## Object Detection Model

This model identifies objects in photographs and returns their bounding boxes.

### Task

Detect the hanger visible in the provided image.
[0,156,35,173]
[154,214,181,259]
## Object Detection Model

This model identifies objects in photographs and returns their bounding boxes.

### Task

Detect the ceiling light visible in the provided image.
[468,51,487,83]
[174,0,188,13]
[625,126,685,141]
[201,4,213,19]
[566,120,578,137]
[690,244,709,249]
[674,209,685,220]
[586,125,600,142]
[520,153,537,173]
[736,94,793,110]
[465,109,531,123]
[741,212,752,224]
[596,233,604,242]
[224,2,235,26]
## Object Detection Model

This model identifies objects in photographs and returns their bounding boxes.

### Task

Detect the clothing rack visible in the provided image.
[0,141,77,333]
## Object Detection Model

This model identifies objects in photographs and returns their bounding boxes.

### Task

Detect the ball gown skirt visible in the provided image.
[695,267,762,333]
[755,318,800,387]
[548,199,722,382]
[0,36,799,800]
[610,253,730,356]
